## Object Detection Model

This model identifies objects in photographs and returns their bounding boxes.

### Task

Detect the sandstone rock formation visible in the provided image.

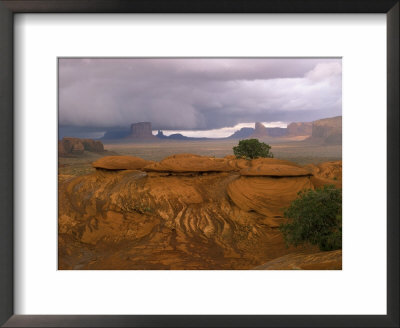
[237,117,341,141]
[249,122,269,139]
[92,156,152,170]
[286,122,313,136]
[59,137,104,157]
[227,127,254,139]
[58,155,342,270]
[227,176,313,217]
[239,158,311,177]
[309,116,342,144]
[306,160,342,189]
[128,122,157,140]
[248,122,287,139]
[143,154,241,173]
[81,139,105,152]
[254,122,268,136]
[58,140,67,155]
[265,127,287,137]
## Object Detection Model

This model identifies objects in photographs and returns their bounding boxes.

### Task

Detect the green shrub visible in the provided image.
[233,139,273,159]
[279,185,342,251]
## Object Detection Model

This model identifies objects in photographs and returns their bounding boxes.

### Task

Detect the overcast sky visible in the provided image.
[59,58,341,138]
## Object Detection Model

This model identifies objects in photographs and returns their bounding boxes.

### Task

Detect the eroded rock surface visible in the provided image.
[92,156,152,170]
[227,176,314,217]
[59,137,104,157]
[240,158,311,177]
[306,160,342,189]
[143,154,244,173]
[58,155,342,270]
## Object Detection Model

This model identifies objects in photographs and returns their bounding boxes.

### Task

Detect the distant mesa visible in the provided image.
[156,130,167,139]
[229,117,340,143]
[264,127,288,137]
[127,122,157,140]
[157,130,195,141]
[286,122,313,137]
[308,116,342,145]
[250,122,269,138]
[59,137,104,157]
[99,116,341,143]
[227,127,254,139]
[246,122,287,139]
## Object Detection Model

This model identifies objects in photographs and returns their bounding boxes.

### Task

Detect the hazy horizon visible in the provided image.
[59,120,291,139]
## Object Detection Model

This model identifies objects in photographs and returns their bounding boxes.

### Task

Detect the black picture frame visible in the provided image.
[0,1,398,327]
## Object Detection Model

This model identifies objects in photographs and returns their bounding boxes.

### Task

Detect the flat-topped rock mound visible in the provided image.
[143,154,310,174]
[91,155,339,180]
[143,153,239,173]
[241,158,311,177]
[92,156,152,170]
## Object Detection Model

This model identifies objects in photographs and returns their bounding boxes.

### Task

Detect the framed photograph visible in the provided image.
[0,0,398,327]
[57,56,343,272]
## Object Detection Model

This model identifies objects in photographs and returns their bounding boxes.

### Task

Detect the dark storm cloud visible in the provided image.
[59,58,342,131]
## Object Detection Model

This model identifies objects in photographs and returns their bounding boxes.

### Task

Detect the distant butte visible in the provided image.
[251,122,269,138]
[309,116,342,144]
[127,122,157,140]
[99,116,341,143]
[248,122,287,139]
[286,121,313,136]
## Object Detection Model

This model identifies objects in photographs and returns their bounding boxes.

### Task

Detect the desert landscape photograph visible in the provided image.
[58,58,342,270]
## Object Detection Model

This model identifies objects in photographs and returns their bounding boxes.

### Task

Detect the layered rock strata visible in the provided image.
[59,154,342,270]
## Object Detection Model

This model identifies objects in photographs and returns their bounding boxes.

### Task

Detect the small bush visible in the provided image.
[279,185,342,251]
[233,139,273,159]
